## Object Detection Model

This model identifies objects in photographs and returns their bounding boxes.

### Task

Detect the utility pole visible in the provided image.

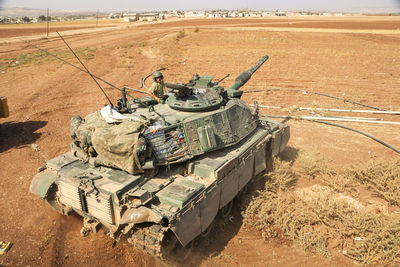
[46,8,49,38]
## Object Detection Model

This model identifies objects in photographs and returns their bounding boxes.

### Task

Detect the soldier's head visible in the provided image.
[153,71,164,83]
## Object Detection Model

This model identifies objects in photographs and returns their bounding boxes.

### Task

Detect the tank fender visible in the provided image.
[271,124,290,156]
[120,206,163,225]
[29,170,58,199]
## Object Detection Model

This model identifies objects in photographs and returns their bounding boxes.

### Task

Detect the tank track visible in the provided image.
[126,224,167,258]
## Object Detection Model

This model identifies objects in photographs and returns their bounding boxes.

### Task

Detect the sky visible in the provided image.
[1,0,400,12]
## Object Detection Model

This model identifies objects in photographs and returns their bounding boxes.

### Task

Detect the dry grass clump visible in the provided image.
[243,153,400,265]
[296,150,355,192]
[0,47,96,72]
[349,159,400,206]
[296,150,332,178]
[175,29,186,41]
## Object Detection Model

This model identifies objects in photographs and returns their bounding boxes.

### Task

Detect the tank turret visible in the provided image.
[163,54,269,111]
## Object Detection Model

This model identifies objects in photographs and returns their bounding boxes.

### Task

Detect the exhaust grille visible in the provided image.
[86,194,114,224]
[59,181,81,211]
[58,181,114,225]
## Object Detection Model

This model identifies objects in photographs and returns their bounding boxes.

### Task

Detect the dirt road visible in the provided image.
[0,16,399,266]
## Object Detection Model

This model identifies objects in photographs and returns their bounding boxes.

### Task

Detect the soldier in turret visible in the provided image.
[148,71,166,99]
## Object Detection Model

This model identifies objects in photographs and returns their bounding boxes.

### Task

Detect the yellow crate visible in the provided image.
[0,241,12,255]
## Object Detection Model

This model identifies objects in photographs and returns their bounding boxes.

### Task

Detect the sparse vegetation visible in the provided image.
[243,151,400,265]
[194,27,199,33]
[175,29,186,41]
[350,159,400,206]
[0,47,96,71]
[137,40,148,47]
[296,150,332,178]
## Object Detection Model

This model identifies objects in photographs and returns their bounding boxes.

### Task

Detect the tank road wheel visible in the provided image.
[220,200,234,221]
[200,220,214,238]
[160,230,178,256]
[237,184,249,199]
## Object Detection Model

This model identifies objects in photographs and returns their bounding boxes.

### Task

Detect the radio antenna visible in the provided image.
[56,31,113,107]
[22,38,160,104]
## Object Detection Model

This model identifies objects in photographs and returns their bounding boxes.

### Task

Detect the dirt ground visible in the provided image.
[0,16,399,266]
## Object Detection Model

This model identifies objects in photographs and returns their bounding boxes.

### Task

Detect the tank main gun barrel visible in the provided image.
[229,54,269,91]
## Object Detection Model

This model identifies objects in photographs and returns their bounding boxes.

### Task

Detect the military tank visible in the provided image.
[30,54,289,258]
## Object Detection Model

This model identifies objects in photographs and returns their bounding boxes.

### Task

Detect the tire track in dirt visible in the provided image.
[40,215,77,267]
[37,214,157,267]
[89,239,163,267]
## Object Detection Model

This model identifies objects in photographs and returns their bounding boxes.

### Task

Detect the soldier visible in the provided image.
[148,71,166,99]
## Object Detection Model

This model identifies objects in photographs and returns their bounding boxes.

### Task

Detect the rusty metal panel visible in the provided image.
[271,131,282,156]
[279,125,290,155]
[171,205,201,247]
[219,170,240,208]
[216,157,238,180]
[238,154,255,190]
[254,143,267,176]
[199,185,220,232]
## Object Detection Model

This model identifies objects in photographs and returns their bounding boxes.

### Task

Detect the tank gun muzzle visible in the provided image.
[228,54,269,93]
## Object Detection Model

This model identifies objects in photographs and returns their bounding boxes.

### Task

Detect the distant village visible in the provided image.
[113,10,356,23]
[0,9,391,24]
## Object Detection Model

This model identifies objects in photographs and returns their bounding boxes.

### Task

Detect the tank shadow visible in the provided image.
[279,146,300,162]
[167,204,244,267]
[0,120,47,153]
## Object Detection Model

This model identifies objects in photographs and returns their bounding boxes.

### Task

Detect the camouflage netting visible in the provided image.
[70,111,145,174]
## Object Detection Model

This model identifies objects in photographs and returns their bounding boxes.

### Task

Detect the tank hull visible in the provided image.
[30,118,289,257]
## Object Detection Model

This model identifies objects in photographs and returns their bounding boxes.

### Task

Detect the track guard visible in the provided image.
[29,170,57,199]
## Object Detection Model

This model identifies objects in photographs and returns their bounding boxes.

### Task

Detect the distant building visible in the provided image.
[122,12,138,21]
[261,12,273,16]
[275,11,287,16]
[207,11,229,18]
[124,16,137,22]
[185,11,205,17]
[137,12,164,21]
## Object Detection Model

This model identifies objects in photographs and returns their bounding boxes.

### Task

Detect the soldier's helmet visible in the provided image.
[153,71,164,81]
